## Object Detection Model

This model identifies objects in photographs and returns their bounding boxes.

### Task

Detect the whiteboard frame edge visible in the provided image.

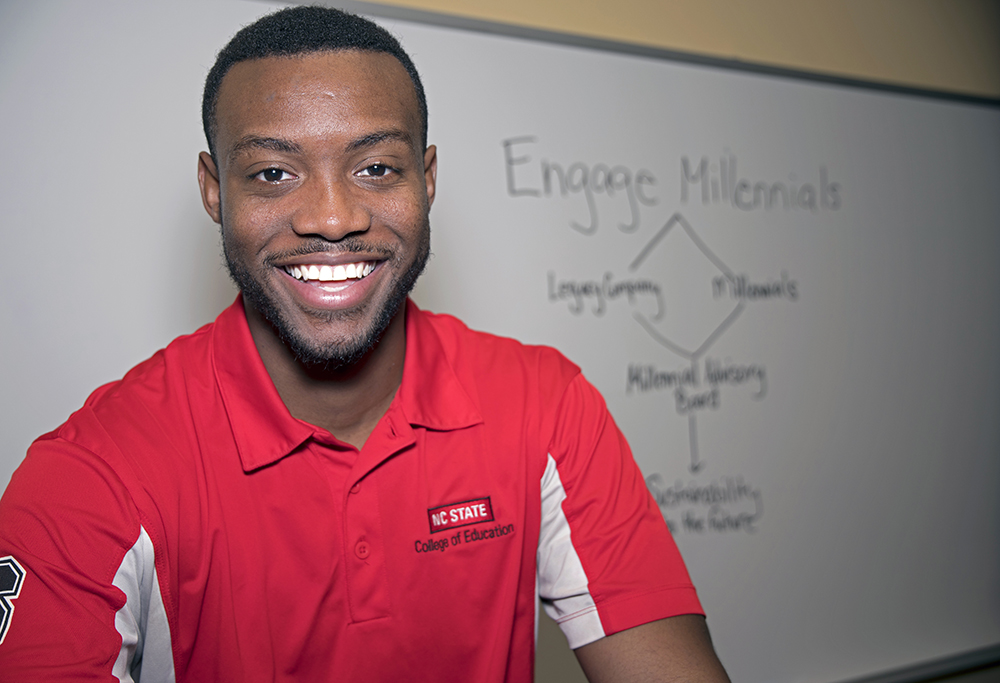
[837,644,1000,683]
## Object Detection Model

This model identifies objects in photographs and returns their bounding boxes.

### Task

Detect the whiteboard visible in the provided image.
[1,2,998,682]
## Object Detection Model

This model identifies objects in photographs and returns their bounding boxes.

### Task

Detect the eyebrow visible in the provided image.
[226,129,414,166]
[346,129,413,153]
[227,136,303,166]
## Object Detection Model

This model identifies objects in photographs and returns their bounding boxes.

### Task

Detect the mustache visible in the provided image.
[263,237,397,265]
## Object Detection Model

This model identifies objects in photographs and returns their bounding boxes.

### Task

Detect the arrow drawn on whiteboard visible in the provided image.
[688,414,704,474]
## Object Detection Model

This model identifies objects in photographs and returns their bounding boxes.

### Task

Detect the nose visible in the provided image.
[291,176,371,241]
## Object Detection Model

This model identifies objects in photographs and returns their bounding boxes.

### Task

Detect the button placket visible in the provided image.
[343,475,390,623]
[342,411,416,623]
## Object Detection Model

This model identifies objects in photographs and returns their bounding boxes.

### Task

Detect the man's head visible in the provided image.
[202,5,428,162]
[198,7,436,371]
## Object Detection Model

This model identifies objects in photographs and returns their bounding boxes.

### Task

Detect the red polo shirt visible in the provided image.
[0,299,701,681]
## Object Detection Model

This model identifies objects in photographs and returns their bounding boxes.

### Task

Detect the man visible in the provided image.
[0,6,729,681]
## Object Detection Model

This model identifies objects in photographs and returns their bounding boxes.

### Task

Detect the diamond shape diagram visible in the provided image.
[629,213,743,360]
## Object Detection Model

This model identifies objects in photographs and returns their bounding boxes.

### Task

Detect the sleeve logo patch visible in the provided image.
[428,497,494,533]
[0,556,25,646]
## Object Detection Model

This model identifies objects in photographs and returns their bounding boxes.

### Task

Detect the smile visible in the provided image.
[283,261,376,283]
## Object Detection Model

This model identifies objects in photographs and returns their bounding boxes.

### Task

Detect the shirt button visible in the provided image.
[349,482,361,494]
[355,541,371,559]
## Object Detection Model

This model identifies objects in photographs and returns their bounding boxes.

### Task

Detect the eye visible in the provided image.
[253,168,295,182]
[358,163,393,178]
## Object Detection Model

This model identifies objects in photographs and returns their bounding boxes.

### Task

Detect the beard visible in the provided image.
[223,225,430,372]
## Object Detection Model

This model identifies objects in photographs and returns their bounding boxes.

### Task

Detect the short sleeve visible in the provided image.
[536,373,703,648]
[0,435,145,680]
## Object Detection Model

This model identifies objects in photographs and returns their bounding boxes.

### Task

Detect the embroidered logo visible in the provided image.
[0,556,25,645]
[428,497,494,533]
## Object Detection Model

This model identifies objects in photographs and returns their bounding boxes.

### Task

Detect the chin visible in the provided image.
[283,308,398,370]
[226,234,429,371]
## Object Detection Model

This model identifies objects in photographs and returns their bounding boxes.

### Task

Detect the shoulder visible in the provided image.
[411,305,581,389]
[1,317,223,564]
[406,305,588,444]
[16,316,224,509]
[33,321,216,463]
[82,320,216,414]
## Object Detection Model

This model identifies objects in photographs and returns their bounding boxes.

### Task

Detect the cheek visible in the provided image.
[381,192,429,231]
[222,201,285,250]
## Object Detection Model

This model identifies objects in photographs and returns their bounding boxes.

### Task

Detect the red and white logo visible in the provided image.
[428,497,494,533]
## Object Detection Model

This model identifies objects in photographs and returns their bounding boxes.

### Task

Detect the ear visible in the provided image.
[197,151,223,224]
[423,145,438,208]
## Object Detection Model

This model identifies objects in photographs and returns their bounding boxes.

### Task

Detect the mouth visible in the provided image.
[283,261,377,288]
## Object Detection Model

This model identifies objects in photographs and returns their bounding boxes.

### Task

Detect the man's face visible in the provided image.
[199,50,436,368]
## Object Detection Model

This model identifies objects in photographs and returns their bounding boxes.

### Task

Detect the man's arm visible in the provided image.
[574,615,730,683]
[0,435,149,680]
[540,371,727,681]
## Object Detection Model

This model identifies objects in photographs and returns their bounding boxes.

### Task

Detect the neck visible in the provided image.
[243,296,407,450]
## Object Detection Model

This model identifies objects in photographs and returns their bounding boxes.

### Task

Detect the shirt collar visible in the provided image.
[212,297,482,473]
[211,297,314,472]
[396,299,483,432]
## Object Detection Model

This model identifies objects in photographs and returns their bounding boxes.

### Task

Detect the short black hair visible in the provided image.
[202,5,428,161]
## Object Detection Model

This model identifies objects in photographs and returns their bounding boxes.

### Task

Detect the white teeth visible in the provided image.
[285,261,374,283]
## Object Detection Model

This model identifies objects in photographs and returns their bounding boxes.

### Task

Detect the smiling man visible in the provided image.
[200,44,437,450]
[0,6,728,682]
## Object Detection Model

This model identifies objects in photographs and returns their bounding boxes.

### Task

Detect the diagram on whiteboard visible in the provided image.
[543,209,793,535]
[548,210,796,474]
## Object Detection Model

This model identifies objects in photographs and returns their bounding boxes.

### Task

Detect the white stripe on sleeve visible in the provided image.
[537,454,606,649]
[111,525,175,683]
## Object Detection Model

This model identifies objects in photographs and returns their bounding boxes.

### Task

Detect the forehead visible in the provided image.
[214,50,421,159]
